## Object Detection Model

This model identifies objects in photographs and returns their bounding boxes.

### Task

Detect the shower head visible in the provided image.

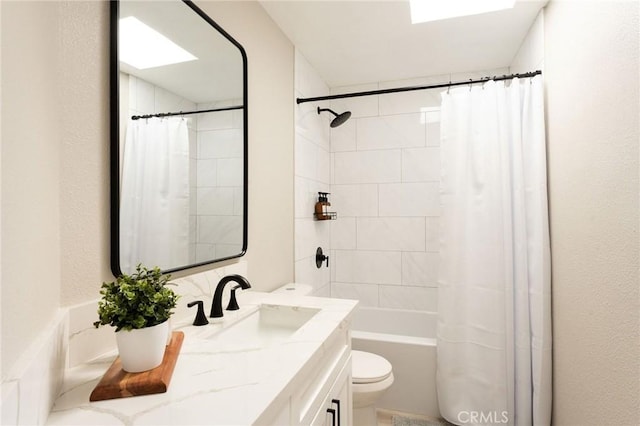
[317,107,352,128]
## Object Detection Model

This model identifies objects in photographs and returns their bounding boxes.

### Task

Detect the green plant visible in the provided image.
[93,264,180,332]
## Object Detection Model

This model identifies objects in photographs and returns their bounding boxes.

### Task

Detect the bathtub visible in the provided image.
[351,307,440,418]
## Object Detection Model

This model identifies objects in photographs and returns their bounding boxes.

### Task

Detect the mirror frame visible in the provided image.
[110,0,248,277]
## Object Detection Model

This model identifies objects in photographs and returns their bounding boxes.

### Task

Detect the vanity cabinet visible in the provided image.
[256,322,353,426]
[310,360,352,426]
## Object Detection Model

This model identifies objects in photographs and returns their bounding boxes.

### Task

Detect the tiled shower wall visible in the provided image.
[294,50,507,311]
[328,68,507,311]
[294,51,332,295]
[193,99,244,263]
[124,74,243,264]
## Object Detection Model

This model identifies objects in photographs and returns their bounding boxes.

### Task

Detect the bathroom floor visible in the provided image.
[376,409,455,426]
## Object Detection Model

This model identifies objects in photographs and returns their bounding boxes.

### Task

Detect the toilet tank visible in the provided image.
[271,283,313,296]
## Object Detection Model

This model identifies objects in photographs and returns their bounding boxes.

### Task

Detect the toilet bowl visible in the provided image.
[351,350,394,408]
[272,284,394,424]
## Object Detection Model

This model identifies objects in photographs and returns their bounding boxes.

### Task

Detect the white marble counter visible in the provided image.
[46,292,358,426]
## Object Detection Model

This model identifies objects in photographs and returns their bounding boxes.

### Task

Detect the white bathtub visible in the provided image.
[351,307,440,418]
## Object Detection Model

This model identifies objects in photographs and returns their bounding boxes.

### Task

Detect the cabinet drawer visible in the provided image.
[310,357,352,426]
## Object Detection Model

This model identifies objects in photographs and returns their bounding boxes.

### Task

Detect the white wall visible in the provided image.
[542,1,639,424]
[294,50,332,294]
[197,1,295,290]
[1,0,295,382]
[1,0,63,379]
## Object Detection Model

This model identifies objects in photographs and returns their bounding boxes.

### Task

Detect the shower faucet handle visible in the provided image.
[316,247,329,268]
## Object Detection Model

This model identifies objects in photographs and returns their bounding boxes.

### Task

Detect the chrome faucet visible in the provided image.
[210,274,251,318]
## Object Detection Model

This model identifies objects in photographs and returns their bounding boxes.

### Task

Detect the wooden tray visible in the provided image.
[90,331,184,401]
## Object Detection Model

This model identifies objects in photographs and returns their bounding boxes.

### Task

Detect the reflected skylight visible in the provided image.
[119,17,197,70]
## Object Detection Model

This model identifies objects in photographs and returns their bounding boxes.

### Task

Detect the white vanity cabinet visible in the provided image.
[256,321,353,426]
[309,359,352,426]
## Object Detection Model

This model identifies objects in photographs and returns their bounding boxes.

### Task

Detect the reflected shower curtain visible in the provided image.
[437,76,551,426]
[120,117,189,273]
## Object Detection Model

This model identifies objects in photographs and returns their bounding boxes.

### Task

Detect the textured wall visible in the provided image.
[59,0,112,306]
[1,1,63,379]
[1,0,295,378]
[196,1,295,291]
[544,1,640,424]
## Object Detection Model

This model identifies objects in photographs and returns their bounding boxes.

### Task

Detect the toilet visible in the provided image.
[273,283,394,425]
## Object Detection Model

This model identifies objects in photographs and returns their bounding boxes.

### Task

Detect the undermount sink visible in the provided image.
[200,304,320,346]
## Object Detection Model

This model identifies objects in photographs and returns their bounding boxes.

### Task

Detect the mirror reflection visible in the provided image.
[112,0,247,276]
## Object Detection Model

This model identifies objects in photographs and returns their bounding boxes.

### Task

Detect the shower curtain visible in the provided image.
[120,117,190,273]
[437,76,551,426]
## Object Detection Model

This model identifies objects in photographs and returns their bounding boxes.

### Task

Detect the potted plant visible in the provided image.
[94,264,180,373]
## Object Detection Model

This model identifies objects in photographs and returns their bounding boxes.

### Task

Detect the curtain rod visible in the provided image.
[296,70,542,104]
[131,105,243,121]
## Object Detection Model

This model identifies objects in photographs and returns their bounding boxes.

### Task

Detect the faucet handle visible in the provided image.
[187,300,209,326]
[226,285,241,311]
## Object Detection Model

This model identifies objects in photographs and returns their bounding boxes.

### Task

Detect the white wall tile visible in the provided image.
[402,252,439,287]
[330,119,356,152]
[198,216,242,244]
[68,300,115,367]
[333,150,401,184]
[295,133,331,183]
[330,217,356,250]
[295,49,330,99]
[296,99,331,150]
[379,285,438,311]
[295,218,330,262]
[197,104,235,131]
[155,89,194,118]
[197,158,217,187]
[402,147,440,182]
[233,187,244,216]
[7,311,67,426]
[357,113,426,150]
[294,255,330,293]
[334,250,401,285]
[215,244,242,259]
[331,184,378,217]
[196,243,215,263]
[197,187,235,215]
[198,129,243,159]
[330,282,378,307]
[357,217,426,251]
[217,158,243,186]
[295,177,328,219]
[378,76,443,115]
[330,83,379,118]
[378,182,440,217]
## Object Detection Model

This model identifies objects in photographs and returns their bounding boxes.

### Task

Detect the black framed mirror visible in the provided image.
[110,0,248,276]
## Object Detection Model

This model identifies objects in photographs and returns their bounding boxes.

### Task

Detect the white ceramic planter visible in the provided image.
[116,321,169,373]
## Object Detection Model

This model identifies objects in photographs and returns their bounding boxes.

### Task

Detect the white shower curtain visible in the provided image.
[437,76,552,426]
[120,117,190,273]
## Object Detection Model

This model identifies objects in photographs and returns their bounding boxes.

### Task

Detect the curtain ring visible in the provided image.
[469,79,473,92]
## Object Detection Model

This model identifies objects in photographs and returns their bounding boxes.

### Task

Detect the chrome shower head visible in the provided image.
[317,107,352,128]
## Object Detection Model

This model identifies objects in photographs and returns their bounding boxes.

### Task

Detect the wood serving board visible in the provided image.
[89,331,184,402]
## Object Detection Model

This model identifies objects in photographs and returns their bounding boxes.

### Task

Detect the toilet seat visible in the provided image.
[351,350,392,384]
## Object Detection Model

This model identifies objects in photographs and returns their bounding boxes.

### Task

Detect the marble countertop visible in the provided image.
[46,292,358,425]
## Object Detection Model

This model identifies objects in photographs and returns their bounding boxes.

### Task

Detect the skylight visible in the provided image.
[119,16,197,70]
[409,0,517,24]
